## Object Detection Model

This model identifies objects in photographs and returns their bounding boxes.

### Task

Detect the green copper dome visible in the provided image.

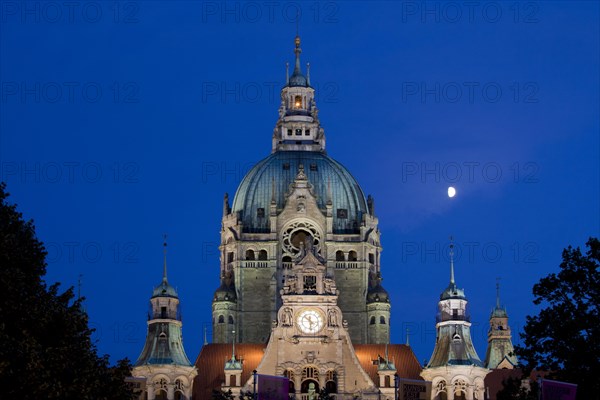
[367,283,390,304]
[152,278,178,298]
[232,151,369,233]
[213,282,237,302]
[440,282,466,300]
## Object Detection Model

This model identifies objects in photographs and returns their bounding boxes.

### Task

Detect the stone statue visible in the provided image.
[308,382,317,400]
[328,309,338,326]
[281,307,293,326]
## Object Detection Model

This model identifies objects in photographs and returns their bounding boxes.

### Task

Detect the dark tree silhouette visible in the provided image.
[513,237,599,400]
[0,182,134,399]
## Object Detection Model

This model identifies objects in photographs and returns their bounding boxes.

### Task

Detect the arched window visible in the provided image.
[370,316,376,325]
[228,315,234,324]
[335,251,345,261]
[154,379,168,400]
[258,250,268,260]
[294,95,302,109]
[380,316,386,324]
[284,370,295,394]
[348,251,358,261]
[218,315,224,323]
[325,370,337,393]
[174,380,184,400]
[245,250,255,260]
[302,366,319,380]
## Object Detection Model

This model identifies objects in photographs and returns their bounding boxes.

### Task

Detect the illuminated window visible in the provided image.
[294,95,302,108]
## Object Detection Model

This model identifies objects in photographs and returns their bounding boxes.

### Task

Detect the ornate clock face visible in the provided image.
[297,309,324,334]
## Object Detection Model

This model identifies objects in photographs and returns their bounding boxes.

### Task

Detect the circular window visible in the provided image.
[282,221,321,255]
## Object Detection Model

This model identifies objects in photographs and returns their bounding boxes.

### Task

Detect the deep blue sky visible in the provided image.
[1,1,598,366]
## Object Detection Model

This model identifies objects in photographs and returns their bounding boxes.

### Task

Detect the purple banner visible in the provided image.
[541,379,577,400]
[257,374,290,400]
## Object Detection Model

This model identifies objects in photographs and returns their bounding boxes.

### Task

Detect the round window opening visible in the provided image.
[282,221,321,255]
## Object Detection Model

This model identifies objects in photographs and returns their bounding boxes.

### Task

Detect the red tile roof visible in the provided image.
[193,343,422,399]
[193,343,266,400]
[353,344,423,383]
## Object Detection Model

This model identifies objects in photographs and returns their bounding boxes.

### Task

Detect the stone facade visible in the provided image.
[420,248,490,400]
[244,231,381,398]
[484,284,518,370]
[132,250,197,400]
[211,35,388,346]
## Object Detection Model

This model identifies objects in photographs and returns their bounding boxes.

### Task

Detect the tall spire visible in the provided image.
[306,62,311,86]
[496,277,501,309]
[285,62,289,84]
[162,234,168,283]
[406,328,410,347]
[293,34,302,76]
[449,236,455,284]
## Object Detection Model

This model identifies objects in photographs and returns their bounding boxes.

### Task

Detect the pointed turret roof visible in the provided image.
[152,237,178,298]
[287,35,310,87]
[491,280,508,318]
[440,241,466,300]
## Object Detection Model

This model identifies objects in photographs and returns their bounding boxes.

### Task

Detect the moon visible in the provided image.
[448,187,457,198]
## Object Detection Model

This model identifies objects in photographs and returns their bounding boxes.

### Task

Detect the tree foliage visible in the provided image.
[514,237,599,400]
[496,376,538,400]
[0,183,134,399]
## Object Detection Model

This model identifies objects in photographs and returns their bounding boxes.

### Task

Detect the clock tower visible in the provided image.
[247,230,380,398]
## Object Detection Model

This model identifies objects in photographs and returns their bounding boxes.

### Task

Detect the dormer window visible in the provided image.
[453,333,461,342]
[294,95,302,108]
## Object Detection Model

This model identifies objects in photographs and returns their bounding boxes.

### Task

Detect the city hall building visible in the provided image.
[130,36,517,400]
